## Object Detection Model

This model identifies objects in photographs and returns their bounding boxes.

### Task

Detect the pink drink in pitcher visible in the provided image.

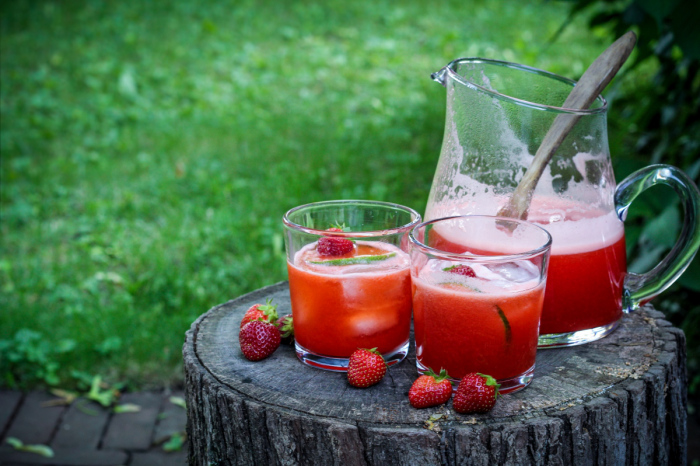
[429,198,627,343]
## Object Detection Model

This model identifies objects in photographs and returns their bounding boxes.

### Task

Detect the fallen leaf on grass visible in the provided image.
[169,396,186,409]
[5,437,54,457]
[162,431,186,452]
[423,413,448,433]
[42,389,78,407]
[114,403,141,413]
[87,375,119,407]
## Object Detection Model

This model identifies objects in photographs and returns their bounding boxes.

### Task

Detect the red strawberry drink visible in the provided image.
[410,216,551,394]
[288,241,411,359]
[284,200,421,371]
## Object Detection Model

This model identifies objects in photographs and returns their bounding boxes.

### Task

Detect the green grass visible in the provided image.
[1,0,616,388]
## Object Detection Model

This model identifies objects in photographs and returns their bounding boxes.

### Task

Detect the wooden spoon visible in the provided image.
[497,31,637,221]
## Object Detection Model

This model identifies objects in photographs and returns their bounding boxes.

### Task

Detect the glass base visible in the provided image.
[537,320,619,349]
[295,341,409,372]
[416,360,535,395]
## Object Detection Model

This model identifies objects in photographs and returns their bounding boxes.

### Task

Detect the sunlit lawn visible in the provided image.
[1,0,614,388]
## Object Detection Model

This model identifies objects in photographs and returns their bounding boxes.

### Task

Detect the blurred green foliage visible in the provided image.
[561,0,700,400]
[2,0,606,388]
[0,0,696,390]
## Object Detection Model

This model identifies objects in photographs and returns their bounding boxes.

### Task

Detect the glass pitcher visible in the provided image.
[425,58,700,348]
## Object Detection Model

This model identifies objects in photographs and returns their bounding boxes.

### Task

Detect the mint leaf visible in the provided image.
[495,305,512,344]
[308,252,396,266]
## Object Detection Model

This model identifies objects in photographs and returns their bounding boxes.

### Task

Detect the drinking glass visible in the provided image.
[410,215,552,393]
[283,200,421,371]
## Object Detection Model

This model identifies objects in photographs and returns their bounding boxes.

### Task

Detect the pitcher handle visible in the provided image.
[614,164,700,312]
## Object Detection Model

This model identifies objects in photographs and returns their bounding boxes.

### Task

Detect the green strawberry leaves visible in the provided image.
[425,367,451,383]
[277,315,294,340]
[476,373,501,398]
[256,298,277,315]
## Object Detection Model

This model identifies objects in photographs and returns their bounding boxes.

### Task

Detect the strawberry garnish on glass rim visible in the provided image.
[443,264,477,278]
[317,225,355,257]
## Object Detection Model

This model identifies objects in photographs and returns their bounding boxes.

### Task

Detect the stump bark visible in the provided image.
[183,282,687,466]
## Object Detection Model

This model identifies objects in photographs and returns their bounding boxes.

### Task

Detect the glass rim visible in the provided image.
[283,199,422,238]
[409,215,553,262]
[441,57,608,115]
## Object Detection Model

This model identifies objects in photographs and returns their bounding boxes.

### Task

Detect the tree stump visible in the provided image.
[183,282,687,465]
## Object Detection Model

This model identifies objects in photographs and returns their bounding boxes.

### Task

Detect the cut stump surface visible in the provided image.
[183,282,687,465]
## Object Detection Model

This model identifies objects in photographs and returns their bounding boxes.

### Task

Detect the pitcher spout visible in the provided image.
[431,67,448,86]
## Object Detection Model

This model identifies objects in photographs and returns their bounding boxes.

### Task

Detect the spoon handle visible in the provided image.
[497,31,637,220]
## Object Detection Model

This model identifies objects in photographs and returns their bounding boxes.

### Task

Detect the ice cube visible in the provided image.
[486,260,538,283]
[346,309,399,337]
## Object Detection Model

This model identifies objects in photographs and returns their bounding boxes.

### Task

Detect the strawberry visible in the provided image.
[317,227,354,257]
[239,321,281,361]
[347,348,387,388]
[408,368,453,409]
[444,264,476,278]
[240,300,278,329]
[276,313,294,344]
[452,373,500,414]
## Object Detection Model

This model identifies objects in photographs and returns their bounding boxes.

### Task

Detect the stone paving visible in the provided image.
[0,390,187,466]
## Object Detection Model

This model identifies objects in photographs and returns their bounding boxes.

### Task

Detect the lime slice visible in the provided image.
[437,282,481,293]
[308,252,396,266]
